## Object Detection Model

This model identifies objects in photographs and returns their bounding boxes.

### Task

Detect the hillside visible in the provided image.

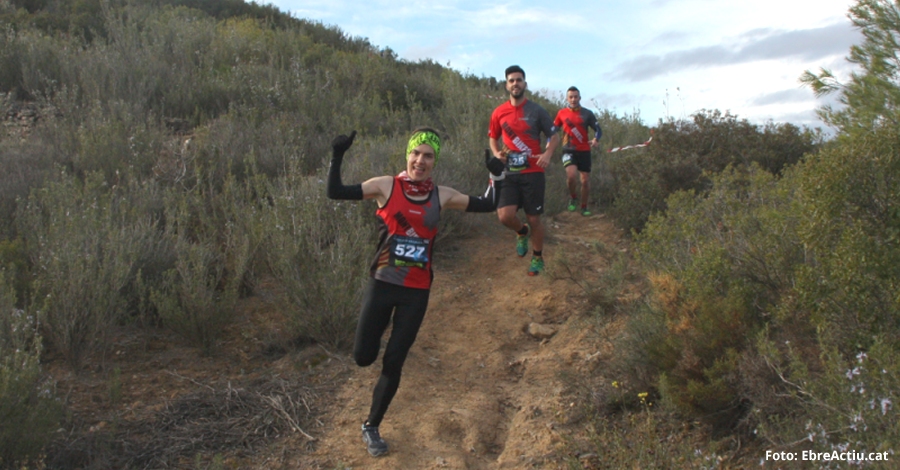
[42,210,635,469]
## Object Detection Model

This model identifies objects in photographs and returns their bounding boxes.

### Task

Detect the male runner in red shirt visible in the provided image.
[488,65,559,275]
[554,86,602,216]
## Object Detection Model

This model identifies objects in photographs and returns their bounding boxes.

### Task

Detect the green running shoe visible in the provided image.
[567,199,577,212]
[528,256,544,276]
[516,223,530,257]
[581,208,592,217]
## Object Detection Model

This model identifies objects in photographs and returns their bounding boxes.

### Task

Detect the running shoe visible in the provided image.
[567,199,577,212]
[362,423,389,457]
[516,223,530,257]
[581,208,592,217]
[528,256,544,276]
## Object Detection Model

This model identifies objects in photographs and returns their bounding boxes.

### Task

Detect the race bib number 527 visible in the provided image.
[390,235,429,267]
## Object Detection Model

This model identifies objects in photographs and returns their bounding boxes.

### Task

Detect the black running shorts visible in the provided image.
[561,150,592,173]
[497,171,545,215]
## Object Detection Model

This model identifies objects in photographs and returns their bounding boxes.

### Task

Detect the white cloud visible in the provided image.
[608,22,860,82]
[750,88,813,106]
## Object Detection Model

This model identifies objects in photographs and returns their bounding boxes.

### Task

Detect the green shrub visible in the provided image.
[606,110,819,233]
[17,170,152,369]
[624,125,900,454]
[3,28,68,100]
[788,127,900,352]
[0,270,63,467]
[0,135,57,238]
[149,172,254,354]
[753,336,899,469]
[151,237,237,355]
[632,166,804,430]
[0,237,29,306]
[262,165,372,350]
[592,109,651,208]
[0,28,24,96]
[736,125,900,464]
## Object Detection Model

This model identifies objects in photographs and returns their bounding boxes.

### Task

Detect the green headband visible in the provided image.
[406,131,441,163]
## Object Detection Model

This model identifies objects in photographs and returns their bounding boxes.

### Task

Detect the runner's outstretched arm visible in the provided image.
[463,181,499,212]
[447,150,504,213]
[327,131,363,200]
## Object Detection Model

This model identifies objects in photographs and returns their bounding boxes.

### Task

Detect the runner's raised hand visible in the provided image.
[331,130,357,158]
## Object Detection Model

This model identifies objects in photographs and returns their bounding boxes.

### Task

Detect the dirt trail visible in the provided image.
[296,211,630,469]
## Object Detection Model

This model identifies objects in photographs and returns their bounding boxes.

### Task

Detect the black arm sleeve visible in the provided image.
[326,152,363,200]
[465,178,502,213]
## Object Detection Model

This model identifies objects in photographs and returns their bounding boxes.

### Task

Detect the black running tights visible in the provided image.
[354,278,430,427]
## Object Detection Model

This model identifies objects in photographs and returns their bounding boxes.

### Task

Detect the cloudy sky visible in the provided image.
[268,0,860,130]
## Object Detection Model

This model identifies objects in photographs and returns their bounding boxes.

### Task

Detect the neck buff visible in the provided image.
[406,130,441,164]
[397,170,434,197]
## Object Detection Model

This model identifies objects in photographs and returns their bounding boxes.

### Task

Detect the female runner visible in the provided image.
[327,127,504,457]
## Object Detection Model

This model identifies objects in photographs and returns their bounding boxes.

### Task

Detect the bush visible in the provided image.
[750,336,899,469]
[632,166,804,430]
[0,271,63,468]
[262,165,373,350]
[0,237,29,306]
[151,238,237,355]
[0,133,57,238]
[788,127,900,352]
[736,125,900,462]
[620,125,900,455]
[17,170,152,369]
[149,172,254,354]
[592,109,651,208]
[606,110,819,233]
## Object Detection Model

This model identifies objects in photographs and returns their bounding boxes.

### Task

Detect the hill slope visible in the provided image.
[44,210,634,469]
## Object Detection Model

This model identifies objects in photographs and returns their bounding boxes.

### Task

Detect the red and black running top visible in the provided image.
[488,99,555,174]
[370,177,441,290]
[554,107,602,152]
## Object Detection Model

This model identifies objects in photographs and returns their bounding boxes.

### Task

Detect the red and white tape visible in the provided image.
[607,137,652,153]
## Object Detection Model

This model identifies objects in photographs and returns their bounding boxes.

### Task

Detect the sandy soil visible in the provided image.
[46,209,633,469]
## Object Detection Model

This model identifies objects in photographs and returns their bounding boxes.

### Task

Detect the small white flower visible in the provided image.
[881,398,892,415]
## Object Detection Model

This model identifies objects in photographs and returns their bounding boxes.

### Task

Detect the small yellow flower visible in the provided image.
[638,392,648,399]
[612,381,619,388]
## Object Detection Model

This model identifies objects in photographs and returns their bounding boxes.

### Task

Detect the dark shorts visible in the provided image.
[562,150,592,173]
[497,171,545,215]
